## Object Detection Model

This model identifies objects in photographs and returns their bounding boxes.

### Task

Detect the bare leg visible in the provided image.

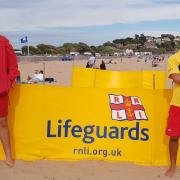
[165,136,179,177]
[0,117,14,167]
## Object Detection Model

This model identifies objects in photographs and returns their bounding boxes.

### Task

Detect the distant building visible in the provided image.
[14,49,22,56]
[84,52,92,56]
[146,36,154,42]
[155,38,163,45]
[144,41,157,49]
[174,36,180,44]
[144,52,153,56]
[95,53,101,57]
[125,49,133,56]
[175,36,180,41]
[135,52,152,56]
[114,52,120,56]
[162,37,171,42]
[70,52,79,56]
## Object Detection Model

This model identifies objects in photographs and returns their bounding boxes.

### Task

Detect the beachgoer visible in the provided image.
[28,70,44,83]
[87,54,96,68]
[86,61,91,68]
[100,60,106,70]
[152,59,158,67]
[165,51,180,177]
[0,35,19,167]
[16,70,21,83]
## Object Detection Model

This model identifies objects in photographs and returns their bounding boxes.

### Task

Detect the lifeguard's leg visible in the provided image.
[0,117,14,167]
[165,136,179,177]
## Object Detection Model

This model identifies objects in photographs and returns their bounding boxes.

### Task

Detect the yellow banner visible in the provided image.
[0,85,177,166]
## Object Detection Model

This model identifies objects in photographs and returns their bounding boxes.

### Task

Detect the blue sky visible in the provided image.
[1,0,180,48]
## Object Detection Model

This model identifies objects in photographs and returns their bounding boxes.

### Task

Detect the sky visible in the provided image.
[1,0,180,48]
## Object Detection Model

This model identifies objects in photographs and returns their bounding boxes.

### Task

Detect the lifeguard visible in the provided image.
[0,35,19,167]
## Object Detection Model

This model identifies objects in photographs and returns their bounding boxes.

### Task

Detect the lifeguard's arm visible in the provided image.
[169,74,180,84]
[7,41,19,87]
[167,55,180,84]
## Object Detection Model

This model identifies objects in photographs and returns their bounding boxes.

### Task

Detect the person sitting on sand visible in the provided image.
[100,60,106,70]
[28,70,44,83]
[86,61,91,68]
[109,60,116,64]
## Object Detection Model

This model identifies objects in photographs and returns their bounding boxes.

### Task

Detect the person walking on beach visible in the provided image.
[0,35,19,167]
[87,54,96,68]
[165,51,180,177]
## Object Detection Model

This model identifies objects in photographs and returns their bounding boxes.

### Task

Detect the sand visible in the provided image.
[18,56,170,87]
[1,56,178,180]
[0,160,180,180]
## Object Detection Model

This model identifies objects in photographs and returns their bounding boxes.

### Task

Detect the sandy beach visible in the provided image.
[0,160,180,180]
[18,56,169,87]
[1,56,178,180]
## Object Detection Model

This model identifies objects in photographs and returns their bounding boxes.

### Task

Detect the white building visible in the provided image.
[70,52,79,56]
[125,49,134,56]
[84,52,92,56]
[95,53,101,57]
[155,38,162,45]
[114,52,120,56]
[14,49,22,56]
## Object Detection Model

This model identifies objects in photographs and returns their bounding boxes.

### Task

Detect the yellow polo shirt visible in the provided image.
[168,52,180,107]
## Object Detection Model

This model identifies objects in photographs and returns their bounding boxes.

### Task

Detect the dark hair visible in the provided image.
[179,64,180,71]
[40,70,44,74]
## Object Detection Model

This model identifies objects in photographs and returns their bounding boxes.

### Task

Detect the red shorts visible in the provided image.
[166,105,180,137]
[0,94,8,118]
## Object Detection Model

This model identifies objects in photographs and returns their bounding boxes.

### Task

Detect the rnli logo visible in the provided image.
[109,94,148,121]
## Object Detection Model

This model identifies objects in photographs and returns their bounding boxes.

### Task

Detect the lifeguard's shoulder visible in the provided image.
[168,53,179,63]
[0,35,9,44]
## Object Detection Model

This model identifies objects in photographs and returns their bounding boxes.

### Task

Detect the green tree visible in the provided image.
[36,44,57,54]
[161,34,175,41]
[113,39,125,45]
[77,42,91,54]
[139,34,147,45]
[97,45,117,55]
[161,41,175,52]
[21,46,28,55]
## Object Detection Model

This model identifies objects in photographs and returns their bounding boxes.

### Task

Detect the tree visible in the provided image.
[77,42,91,54]
[97,45,117,55]
[113,39,125,45]
[139,34,147,46]
[21,46,28,55]
[161,41,175,52]
[61,43,76,54]
[161,34,175,41]
[135,34,139,41]
[103,41,114,46]
[36,44,58,54]
[90,45,97,54]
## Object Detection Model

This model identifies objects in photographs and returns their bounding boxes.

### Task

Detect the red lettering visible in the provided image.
[117,111,122,119]
[114,96,120,103]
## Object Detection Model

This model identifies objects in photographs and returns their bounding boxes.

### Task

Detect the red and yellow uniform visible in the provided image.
[166,51,180,136]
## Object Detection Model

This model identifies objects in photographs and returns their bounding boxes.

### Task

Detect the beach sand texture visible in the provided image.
[0,160,180,180]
